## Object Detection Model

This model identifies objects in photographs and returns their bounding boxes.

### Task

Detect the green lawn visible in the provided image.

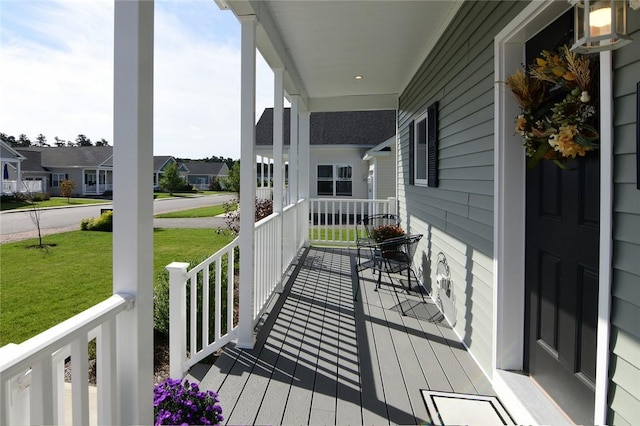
[0,197,110,211]
[0,229,233,345]
[154,203,236,218]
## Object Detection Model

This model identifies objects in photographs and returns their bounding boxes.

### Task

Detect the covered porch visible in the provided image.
[191,246,499,425]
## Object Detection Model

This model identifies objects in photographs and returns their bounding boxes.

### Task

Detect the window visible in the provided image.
[317,164,352,196]
[415,112,428,184]
[51,173,66,187]
[410,101,439,187]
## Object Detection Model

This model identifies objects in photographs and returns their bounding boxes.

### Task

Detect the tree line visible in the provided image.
[0,132,110,147]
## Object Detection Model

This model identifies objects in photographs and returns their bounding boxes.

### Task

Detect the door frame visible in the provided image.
[492,1,613,424]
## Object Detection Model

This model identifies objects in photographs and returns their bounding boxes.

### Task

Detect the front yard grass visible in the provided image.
[0,197,110,211]
[154,203,236,218]
[0,229,233,345]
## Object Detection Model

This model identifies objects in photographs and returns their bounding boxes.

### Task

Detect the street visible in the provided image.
[0,194,236,243]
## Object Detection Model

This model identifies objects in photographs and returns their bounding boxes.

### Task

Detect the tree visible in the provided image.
[36,134,48,147]
[95,138,110,146]
[158,162,186,195]
[22,187,47,248]
[17,134,31,147]
[221,161,240,194]
[60,179,75,202]
[75,134,92,146]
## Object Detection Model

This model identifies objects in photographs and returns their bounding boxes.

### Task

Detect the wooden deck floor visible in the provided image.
[191,246,496,425]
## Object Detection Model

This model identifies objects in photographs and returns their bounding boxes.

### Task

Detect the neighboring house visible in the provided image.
[255,108,396,199]
[0,140,27,194]
[17,146,113,196]
[153,155,189,190]
[180,160,229,190]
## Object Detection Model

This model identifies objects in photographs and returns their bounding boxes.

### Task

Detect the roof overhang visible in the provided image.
[363,136,395,161]
[220,0,463,112]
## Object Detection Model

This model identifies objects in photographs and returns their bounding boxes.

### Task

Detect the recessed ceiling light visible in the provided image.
[354,75,363,80]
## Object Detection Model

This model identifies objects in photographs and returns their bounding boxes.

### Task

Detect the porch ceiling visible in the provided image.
[221,0,462,112]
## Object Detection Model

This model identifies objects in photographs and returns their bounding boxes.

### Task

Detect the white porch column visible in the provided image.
[273,68,284,213]
[16,161,22,193]
[237,14,257,349]
[298,111,310,200]
[289,96,299,203]
[298,111,310,247]
[113,1,154,424]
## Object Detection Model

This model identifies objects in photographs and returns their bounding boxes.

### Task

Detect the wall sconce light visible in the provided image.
[571,0,633,52]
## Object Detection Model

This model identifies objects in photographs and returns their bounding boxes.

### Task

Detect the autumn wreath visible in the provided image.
[505,45,599,169]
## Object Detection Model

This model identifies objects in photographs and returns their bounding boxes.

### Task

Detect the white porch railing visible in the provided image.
[2,180,43,194]
[166,238,239,379]
[309,197,396,246]
[167,199,308,378]
[0,293,134,426]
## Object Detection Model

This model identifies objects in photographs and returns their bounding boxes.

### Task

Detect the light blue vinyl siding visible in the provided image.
[397,1,527,375]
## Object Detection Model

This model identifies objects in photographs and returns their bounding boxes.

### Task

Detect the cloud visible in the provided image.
[0,0,275,160]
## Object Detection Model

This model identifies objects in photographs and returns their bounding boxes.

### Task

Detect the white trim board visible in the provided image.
[492,1,612,424]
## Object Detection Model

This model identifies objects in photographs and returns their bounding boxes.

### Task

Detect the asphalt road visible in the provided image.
[0,194,236,243]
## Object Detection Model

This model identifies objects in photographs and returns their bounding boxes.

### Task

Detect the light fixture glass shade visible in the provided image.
[571,0,632,52]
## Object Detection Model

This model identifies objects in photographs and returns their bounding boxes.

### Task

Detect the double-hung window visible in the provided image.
[414,111,428,186]
[51,173,66,187]
[410,101,439,187]
[317,164,352,196]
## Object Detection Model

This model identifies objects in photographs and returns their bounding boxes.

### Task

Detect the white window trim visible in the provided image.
[493,1,612,424]
[316,164,353,197]
[413,110,429,186]
[52,173,66,187]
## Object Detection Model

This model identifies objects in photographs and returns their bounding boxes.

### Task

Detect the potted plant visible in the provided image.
[371,224,405,258]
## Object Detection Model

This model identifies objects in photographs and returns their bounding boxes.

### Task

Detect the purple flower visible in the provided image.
[153,378,223,426]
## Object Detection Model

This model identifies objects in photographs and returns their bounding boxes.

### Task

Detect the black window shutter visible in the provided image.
[408,120,415,186]
[65,174,69,180]
[427,102,439,187]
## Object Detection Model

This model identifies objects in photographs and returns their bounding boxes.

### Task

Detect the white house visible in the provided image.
[0,140,27,194]
[255,108,396,200]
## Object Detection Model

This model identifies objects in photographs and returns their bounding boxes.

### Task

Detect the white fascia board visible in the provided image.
[1,140,27,161]
[364,135,396,160]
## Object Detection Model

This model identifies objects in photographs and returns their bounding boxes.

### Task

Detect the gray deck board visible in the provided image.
[194,247,499,425]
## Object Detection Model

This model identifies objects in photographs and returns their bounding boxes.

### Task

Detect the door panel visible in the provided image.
[524,8,599,425]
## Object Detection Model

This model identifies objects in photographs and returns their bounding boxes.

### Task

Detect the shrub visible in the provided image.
[209,176,223,191]
[60,179,75,201]
[153,255,235,340]
[219,197,273,236]
[154,378,223,425]
[80,211,113,232]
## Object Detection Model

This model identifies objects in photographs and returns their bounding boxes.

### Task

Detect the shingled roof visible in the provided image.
[256,108,396,146]
[180,161,227,175]
[17,146,113,168]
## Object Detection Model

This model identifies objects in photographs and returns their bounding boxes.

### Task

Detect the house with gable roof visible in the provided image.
[255,107,396,200]
[180,160,229,190]
[17,146,114,196]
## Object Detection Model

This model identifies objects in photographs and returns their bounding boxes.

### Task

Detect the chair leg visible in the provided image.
[375,269,382,291]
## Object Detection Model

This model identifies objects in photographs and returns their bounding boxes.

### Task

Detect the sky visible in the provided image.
[0,0,277,160]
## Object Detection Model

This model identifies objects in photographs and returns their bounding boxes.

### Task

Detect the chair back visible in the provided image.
[358,214,401,240]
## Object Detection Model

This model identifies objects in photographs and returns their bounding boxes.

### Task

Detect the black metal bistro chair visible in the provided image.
[355,213,401,270]
[354,233,425,314]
